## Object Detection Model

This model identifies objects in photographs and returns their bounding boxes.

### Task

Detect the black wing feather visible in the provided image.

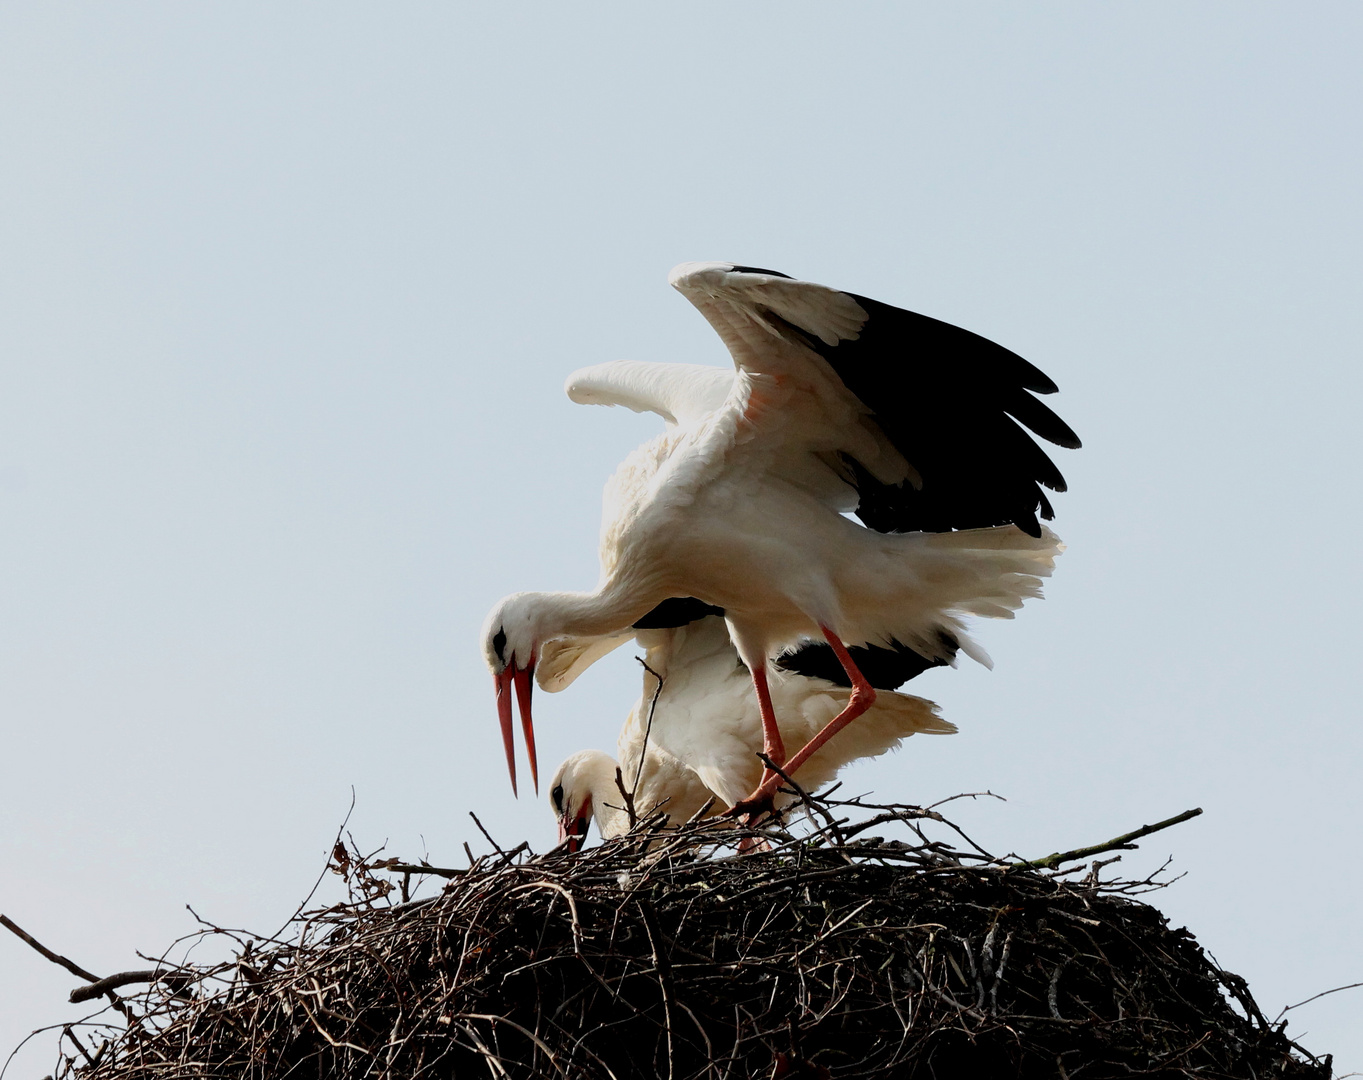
[776,631,960,691]
[727,265,793,279]
[632,597,725,630]
[791,291,1080,536]
[1000,387,1081,450]
[630,593,957,693]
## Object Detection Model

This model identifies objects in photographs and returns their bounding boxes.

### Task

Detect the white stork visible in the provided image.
[548,615,956,850]
[483,262,1078,810]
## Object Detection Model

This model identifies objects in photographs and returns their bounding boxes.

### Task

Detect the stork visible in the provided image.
[549,615,956,850]
[483,262,1078,811]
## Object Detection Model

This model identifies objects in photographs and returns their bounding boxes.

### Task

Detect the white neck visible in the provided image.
[584,758,632,839]
[523,588,656,643]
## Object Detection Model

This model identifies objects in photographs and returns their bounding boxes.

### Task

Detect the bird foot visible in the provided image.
[725,779,781,827]
[736,834,771,854]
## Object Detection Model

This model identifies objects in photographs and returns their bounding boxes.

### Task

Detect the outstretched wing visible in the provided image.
[669,262,1080,536]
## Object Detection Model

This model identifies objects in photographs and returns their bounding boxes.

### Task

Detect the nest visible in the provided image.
[35,793,1330,1080]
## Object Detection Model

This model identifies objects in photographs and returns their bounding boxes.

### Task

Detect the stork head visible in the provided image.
[548,750,617,853]
[481,593,546,797]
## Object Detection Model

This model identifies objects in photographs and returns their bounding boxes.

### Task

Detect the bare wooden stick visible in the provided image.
[614,766,640,828]
[388,863,465,880]
[0,914,147,1023]
[1274,981,1363,1021]
[1,914,103,984]
[70,970,179,1004]
[755,752,847,849]
[1012,808,1203,871]
[631,657,665,799]
[469,812,505,856]
[63,1025,96,1068]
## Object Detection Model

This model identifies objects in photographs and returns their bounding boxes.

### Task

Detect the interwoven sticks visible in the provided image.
[35,796,1331,1080]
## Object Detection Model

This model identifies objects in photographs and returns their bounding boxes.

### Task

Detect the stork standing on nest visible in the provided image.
[548,615,956,850]
[483,262,1078,812]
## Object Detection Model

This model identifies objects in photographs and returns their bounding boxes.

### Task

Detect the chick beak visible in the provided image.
[558,811,591,854]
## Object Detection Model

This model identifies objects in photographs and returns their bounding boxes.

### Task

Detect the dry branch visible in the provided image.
[68,972,164,1004]
[1013,807,1205,871]
[1,914,103,985]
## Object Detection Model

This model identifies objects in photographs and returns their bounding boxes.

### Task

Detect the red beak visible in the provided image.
[558,807,591,853]
[495,652,538,797]
[495,668,517,797]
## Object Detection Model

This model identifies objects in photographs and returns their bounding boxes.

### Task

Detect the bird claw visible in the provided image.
[725,783,779,828]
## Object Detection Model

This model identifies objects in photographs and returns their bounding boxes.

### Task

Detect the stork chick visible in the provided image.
[547,616,956,850]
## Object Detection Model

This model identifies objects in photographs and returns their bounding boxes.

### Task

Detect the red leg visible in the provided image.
[750,662,786,784]
[729,626,875,822]
[778,625,876,777]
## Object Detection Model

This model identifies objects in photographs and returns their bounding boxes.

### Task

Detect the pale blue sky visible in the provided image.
[1,4,1360,1072]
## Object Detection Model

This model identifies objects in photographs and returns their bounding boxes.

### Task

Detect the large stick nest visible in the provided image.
[45,794,1330,1080]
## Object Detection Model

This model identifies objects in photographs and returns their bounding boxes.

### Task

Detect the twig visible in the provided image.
[469,811,506,856]
[755,753,847,850]
[614,766,640,829]
[926,791,1007,811]
[62,1027,95,1068]
[388,863,465,880]
[70,970,185,1004]
[1011,808,1203,871]
[1,914,141,1023]
[632,657,666,800]
[268,788,357,942]
[1274,981,1363,1021]
[638,899,677,1080]
[0,915,102,984]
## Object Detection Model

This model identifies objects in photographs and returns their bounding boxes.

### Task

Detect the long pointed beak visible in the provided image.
[495,669,517,797]
[494,653,539,797]
[514,654,538,793]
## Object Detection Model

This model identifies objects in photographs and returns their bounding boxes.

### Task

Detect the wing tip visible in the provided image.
[668,261,733,290]
[668,261,795,290]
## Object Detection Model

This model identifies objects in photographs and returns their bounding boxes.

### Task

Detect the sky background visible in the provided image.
[1,3,1360,1073]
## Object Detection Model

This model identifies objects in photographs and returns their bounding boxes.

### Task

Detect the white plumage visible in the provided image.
[548,616,956,847]
[484,262,1077,809]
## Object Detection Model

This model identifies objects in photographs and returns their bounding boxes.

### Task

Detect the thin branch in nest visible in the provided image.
[469,811,506,856]
[1,915,103,985]
[613,766,640,829]
[266,787,358,942]
[1,915,138,1023]
[388,863,464,880]
[632,656,666,797]
[1011,807,1204,871]
[754,753,848,851]
[68,971,192,1005]
[1275,981,1363,1021]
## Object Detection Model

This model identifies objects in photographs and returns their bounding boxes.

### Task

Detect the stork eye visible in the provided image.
[492,627,508,665]
[551,785,564,813]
